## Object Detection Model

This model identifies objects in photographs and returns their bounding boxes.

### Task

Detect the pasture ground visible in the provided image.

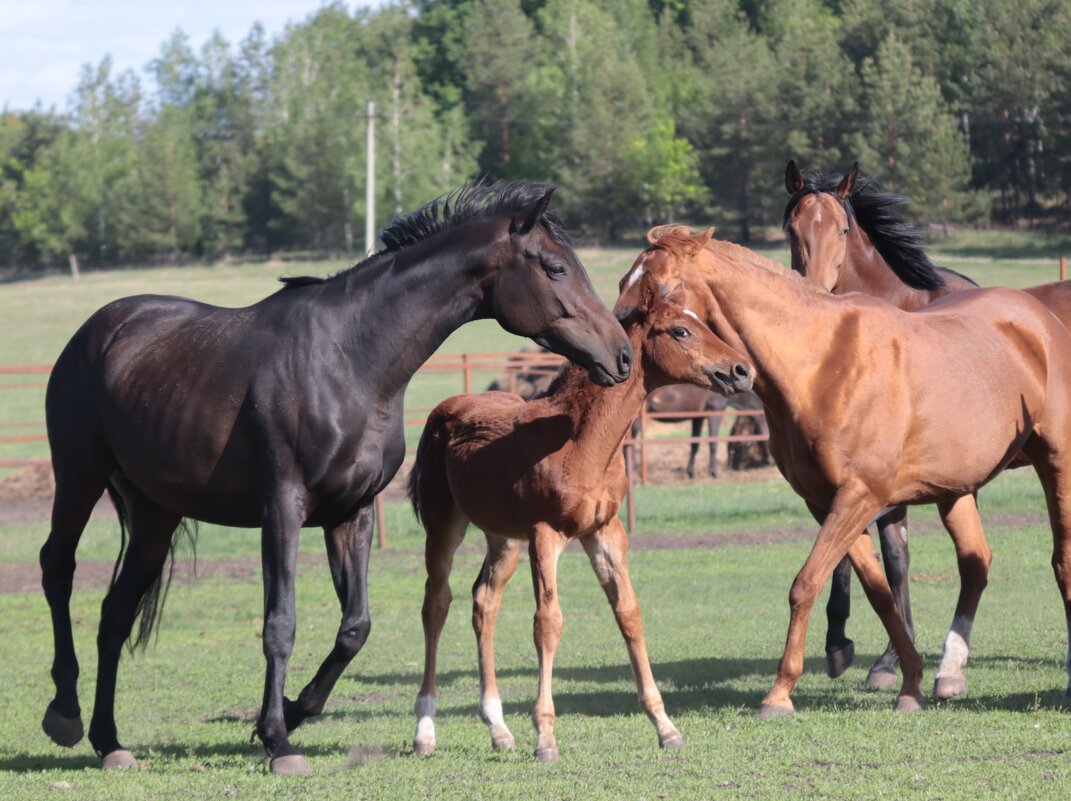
[1,235,1069,799]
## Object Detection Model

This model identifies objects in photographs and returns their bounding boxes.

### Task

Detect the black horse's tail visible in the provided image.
[105,482,199,652]
[407,407,451,528]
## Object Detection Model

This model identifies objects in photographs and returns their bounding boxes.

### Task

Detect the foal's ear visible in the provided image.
[638,269,661,313]
[509,187,555,236]
[836,162,859,199]
[785,160,804,194]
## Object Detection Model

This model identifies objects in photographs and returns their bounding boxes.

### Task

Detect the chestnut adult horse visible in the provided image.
[407,271,753,761]
[40,181,633,774]
[784,160,1071,692]
[617,225,1071,717]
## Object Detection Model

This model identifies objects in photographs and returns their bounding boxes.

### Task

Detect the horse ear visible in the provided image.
[785,160,804,194]
[510,187,555,236]
[691,227,715,252]
[638,269,660,313]
[836,162,859,199]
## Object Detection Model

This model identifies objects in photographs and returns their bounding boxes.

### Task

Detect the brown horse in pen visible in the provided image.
[785,160,1071,695]
[407,271,754,761]
[617,225,1071,717]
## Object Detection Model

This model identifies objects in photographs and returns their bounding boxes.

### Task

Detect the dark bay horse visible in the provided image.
[40,181,633,774]
[784,160,1071,694]
[618,226,1071,717]
[407,270,753,761]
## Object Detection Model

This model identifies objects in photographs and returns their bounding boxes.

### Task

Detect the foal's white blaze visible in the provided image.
[936,613,974,677]
[414,693,437,744]
[623,254,649,290]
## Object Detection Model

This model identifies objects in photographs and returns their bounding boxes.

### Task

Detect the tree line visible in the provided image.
[1,0,1069,273]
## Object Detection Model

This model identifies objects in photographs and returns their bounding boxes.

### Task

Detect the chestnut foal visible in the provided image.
[407,271,753,761]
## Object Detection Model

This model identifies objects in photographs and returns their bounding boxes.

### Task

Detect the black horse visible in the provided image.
[39,181,632,774]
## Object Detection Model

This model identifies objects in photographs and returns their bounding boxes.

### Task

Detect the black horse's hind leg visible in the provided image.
[282,504,374,733]
[825,556,855,678]
[41,469,108,747]
[865,506,913,689]
[686,418,702,478]
[88,485,180,768]
[255,491,311,775]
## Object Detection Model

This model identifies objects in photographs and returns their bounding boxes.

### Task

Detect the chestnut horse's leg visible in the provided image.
[88,486,180,769]
[255,491,309,775]
[932,495,991,701]
[528,526,568,762]
[410,503,468,756]
[472,535,522,752]
[865,506,914,689]
[761,487,924,717]
[283,505,374,733]
[580,519,682,749]
[824,557,855,679]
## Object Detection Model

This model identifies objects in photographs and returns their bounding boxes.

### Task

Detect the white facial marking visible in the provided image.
[624,254,649,289]
[936,614,974,677]
[684,309,701,322]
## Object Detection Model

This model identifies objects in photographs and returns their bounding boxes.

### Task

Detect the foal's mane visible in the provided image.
[280,180,569,288]
[782,168,945,291]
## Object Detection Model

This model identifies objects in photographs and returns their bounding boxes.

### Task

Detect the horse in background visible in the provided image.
[407,270,753,761]
[785,160,1071,693]
[40,181,632,774]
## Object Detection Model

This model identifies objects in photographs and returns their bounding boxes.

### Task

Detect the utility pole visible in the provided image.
[365,98,376,256]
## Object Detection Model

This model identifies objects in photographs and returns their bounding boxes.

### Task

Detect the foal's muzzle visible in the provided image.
[708,362,754,395]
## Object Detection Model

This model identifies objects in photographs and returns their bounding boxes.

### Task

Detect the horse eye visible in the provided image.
[840,227,850,236]
[671,326,691,339]
[544,263,566,278]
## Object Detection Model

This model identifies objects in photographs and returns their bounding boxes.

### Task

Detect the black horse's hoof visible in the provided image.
[825,640,855,678]
[270,754,311,775]
[42,705,84,748]
[101,749,138,770]
[865,667,900,690]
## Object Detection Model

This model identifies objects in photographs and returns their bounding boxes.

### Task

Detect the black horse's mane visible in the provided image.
[783,169,946,291]
[280,180,568,289]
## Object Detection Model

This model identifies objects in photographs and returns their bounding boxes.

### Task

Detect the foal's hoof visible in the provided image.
[894,695,926,714]
[758,701,795,720]
[933,675,967,701]
[491,731,516,752]
[413,738,436,757]
[864,667,900,690]
[101,749,138,770]
[660,732,684,749]
[269,754,312,775]
[825,641,855,679]
[42,706,84,748]
[535,747,559,763]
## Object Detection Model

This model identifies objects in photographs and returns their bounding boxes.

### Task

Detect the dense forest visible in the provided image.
[1,0,1069,272]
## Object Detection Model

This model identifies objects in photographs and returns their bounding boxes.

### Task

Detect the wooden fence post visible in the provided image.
[1061,255,1067,281]
[375,495,387,548]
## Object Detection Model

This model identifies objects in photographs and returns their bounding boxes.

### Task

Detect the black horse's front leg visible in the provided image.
[283,504,374,733]
[825,556,855,678]
[865,506,913,688]
[257,495,308,775]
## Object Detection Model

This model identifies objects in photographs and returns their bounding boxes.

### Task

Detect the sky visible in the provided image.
[0,1,381,113]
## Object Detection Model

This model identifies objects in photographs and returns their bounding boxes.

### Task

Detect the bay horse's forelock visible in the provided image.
[38,180,630,773]
[623,227,1071,717]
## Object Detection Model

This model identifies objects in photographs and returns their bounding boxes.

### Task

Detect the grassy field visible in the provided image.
[1,233,1069,799]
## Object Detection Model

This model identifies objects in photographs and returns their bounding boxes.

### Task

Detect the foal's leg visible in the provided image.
[824,557,855,679]
[581,519,682,749]
[283,504,374,732]
[88,485,180,769]
[866,506,914,689]
[255,490,309,775]
[41,467,108,748]
[529,525,569,761]
[931,495,991,701]
[411,503,469,756]
[761,486,924,717]
[472,535,522,752]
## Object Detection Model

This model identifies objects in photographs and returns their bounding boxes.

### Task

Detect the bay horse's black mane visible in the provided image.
[782,168,946,291]
[280,180,569,289]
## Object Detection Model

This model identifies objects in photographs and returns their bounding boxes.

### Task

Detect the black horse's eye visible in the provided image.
[840,227,850,236]
[671,326,691,339]
[544,263,566,277]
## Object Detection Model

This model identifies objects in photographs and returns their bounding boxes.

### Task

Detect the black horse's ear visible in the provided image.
[836,162,859,199]
[785,160,804,194]
[510,187,556,236]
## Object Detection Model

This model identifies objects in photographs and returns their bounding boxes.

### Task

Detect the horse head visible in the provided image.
[783,159,857,293]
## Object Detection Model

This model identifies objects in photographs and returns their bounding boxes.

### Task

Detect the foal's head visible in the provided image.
[626,271,753,396]
[783,159,857,292]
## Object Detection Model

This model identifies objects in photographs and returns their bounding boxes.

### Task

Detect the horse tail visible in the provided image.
[407,406,451,527]
[105,482,199,652]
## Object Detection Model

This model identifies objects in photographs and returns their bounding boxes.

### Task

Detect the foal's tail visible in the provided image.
[407,407,452,527]
[105,483,199,652]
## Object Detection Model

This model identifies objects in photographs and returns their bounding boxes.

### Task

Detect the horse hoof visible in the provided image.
[535,747,559,763]
[660,732,684,749]
[758,701,795,720]
[269,754,312,775]
[413,738,436,757]
[42,706,84,748]
[825,641,855,678]
[101,749,138,770]
[933,675,967,701]
[894,695,926,714]
[865,668,900,690]
[491,733,515,752]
